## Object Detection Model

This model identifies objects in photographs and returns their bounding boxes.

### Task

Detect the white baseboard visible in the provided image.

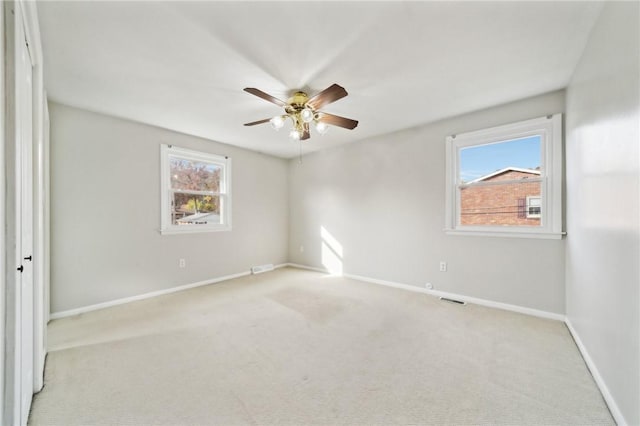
[286,262,331,274]
[565,318,626,426]
[342,272,565,322]
[284,263,565,321]
[50,263,289,320]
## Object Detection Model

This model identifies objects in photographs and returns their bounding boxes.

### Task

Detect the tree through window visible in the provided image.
[160,145,231,234]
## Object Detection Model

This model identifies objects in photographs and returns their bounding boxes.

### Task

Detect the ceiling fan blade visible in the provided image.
[301,123,310,140]
[317,112,358,130]
[307,84,348,110]
[243,88,288,107]
[243,118,272,126]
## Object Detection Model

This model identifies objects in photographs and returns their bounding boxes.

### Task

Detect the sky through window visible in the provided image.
[459,135,541,182]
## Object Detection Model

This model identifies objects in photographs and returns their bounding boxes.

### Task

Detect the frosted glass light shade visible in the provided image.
[300,108,314,123]
[289,129,301,140]
[315,121,329,135]
[270,115,285,130]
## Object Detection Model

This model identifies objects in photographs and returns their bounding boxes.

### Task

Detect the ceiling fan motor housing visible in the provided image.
[285,92,314,129]
[288,91,310,108]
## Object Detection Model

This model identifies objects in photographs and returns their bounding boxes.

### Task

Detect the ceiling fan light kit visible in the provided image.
[243,84,358,141]
[269,115,286,130]
[315,121,329,135]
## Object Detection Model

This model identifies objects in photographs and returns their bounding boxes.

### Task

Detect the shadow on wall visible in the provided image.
[321,226,343,275]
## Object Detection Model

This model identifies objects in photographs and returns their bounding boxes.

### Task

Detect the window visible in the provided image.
[526,196,541,218]
[445,114,563,239]
[160,145,231,234]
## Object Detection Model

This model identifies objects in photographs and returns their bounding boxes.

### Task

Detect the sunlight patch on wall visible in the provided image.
[321,226,343,275]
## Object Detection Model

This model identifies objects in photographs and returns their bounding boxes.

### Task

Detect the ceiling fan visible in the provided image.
[243,84,358,141]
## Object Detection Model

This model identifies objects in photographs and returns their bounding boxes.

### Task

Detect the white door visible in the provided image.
[15,7,35,422]
[19,48,34,424]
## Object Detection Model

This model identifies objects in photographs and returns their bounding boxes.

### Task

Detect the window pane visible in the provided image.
[459,136,541,183]
[527,196,541,218]
[460,181,542,226]
[172,193,221,226]
[169,157,221,192]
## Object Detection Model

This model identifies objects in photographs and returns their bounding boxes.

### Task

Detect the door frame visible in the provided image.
[2,1,47,424]
[22,0,47,394]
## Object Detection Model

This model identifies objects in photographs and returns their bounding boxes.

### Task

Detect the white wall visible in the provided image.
[50,103,289,313]
[565,2,639,425]
[289,91,566,314]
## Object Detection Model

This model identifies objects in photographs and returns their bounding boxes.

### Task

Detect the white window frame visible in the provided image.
[526,196,541,218]
[160,145,232,235]
[445,114,563,239]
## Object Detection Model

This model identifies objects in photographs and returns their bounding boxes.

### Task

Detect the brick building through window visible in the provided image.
[460,167,541,226]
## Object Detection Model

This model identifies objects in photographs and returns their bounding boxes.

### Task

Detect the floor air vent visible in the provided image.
[251,264,274,274]
[440,297,466,305]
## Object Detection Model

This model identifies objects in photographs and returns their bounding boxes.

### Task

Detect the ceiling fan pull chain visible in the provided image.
[299,139,303,164]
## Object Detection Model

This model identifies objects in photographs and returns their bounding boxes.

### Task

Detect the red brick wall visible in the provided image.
[460,170,541,226]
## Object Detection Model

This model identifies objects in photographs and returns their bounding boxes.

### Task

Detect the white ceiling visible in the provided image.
[37,1,602,158]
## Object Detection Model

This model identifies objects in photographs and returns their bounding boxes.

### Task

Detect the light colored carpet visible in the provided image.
[30,267,613,425]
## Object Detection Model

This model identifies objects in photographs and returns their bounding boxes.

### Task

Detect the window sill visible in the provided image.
[160,226,231,235]
[444,229,565,240]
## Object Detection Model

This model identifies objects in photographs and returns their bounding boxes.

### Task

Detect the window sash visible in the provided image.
[458,177,543,189]
[170,189,224,197]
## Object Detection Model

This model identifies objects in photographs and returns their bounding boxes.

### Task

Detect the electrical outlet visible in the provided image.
[299,245,305,253]
[425,283,433,290]
[179,258,186,268]
[439,261,447,272]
